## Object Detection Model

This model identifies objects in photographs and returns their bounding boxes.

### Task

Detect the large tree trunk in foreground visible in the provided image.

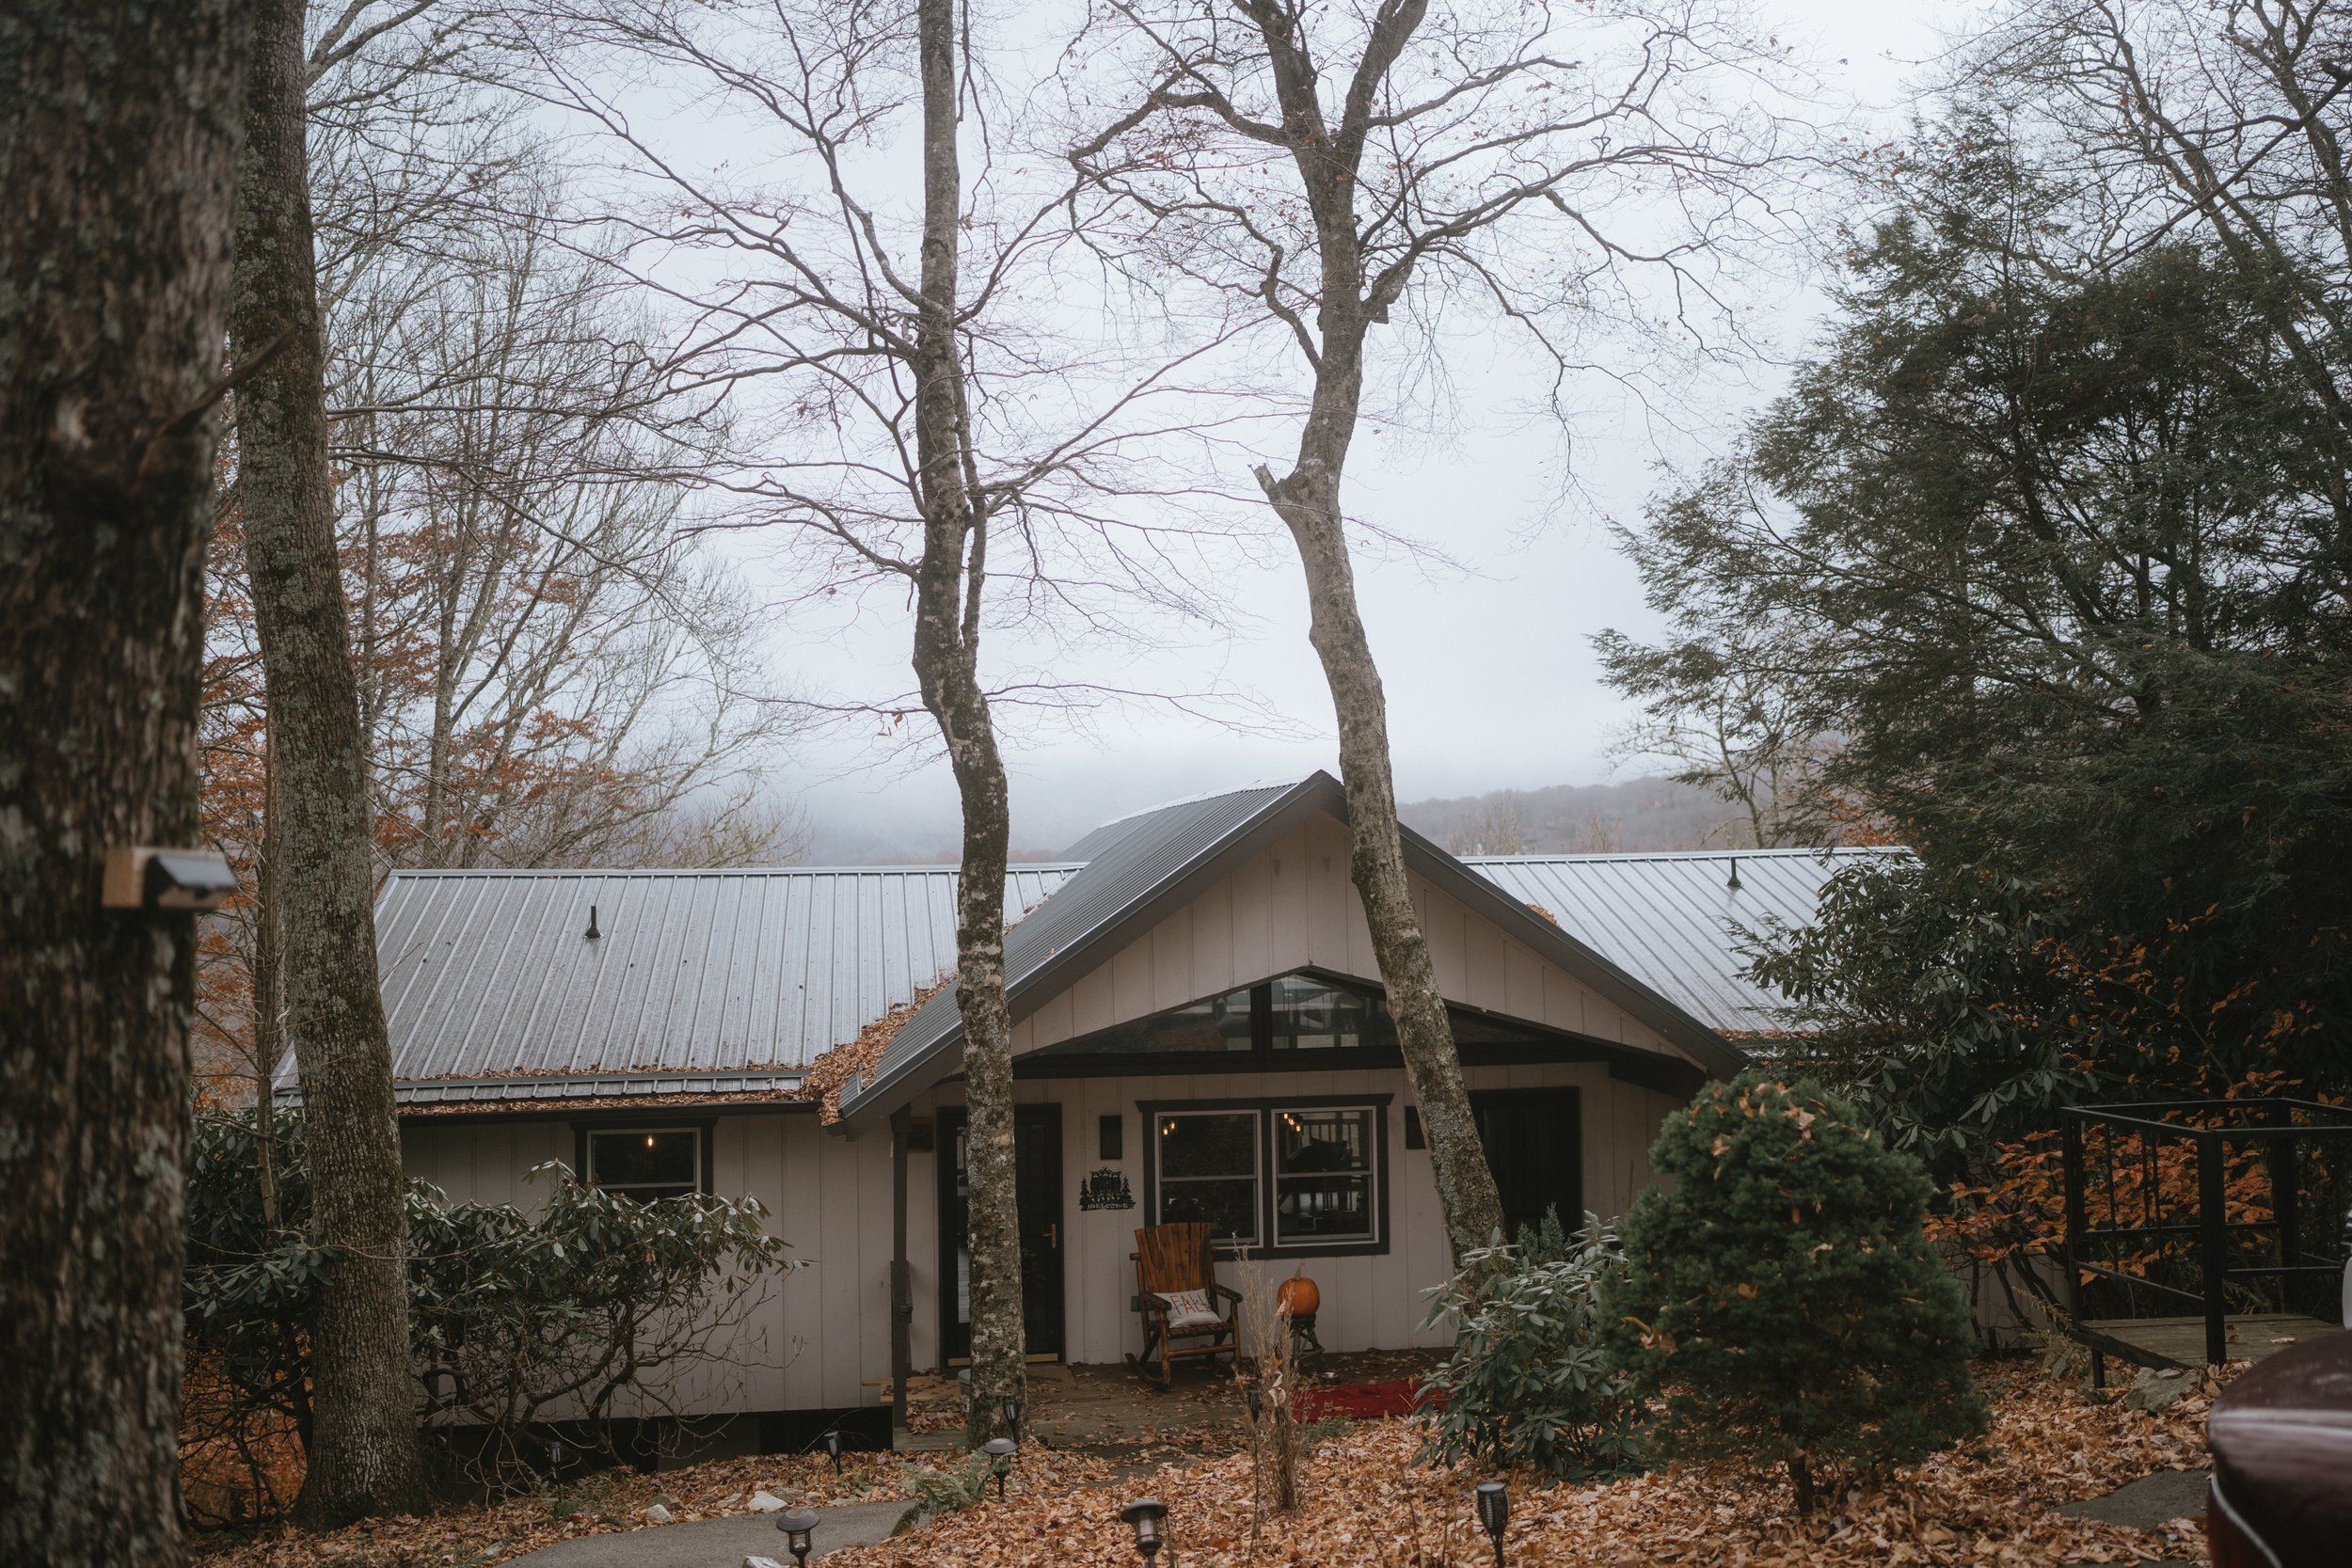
[911,0,1024,1444]
[1257,443,1505,1263]
[231,0,428,1524]
[0,4,247,1561]
[1232,0,1504,1265]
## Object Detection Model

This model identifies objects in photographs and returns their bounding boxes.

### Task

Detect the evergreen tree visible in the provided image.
[1603,1072,1989,1513]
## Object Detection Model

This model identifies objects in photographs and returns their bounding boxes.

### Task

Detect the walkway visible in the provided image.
[501,1498,910,1568]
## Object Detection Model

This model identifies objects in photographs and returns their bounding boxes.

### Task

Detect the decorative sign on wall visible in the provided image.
[1078,1167,1136,1212]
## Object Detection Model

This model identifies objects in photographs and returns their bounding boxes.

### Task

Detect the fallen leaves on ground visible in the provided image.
[829,1361,2217,1568]
[191,1447,964,1568]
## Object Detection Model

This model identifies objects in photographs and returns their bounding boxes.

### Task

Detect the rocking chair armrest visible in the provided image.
[1208,1283,1244,1307]
[1136,1290,1175,1315]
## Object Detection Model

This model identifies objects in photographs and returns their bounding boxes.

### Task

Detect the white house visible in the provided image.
[340,773,1887,1441]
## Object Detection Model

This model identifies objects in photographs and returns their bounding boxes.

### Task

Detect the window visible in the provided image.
[1155,1111,1261,1244]
[1055,985,1257,1053]
[583,1128,702,1201]
[1145,1099,1388,1255]
[1274,1107,1375,1243]
[1266,974,1393,1051]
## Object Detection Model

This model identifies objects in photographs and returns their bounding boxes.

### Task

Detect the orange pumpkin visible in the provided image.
[1277,1275,1320,1318]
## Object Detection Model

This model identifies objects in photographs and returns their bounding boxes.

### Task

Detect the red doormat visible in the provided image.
[1291,1379,1443,1421]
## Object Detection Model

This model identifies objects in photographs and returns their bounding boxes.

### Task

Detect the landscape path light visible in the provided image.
[822,1427,843,1474]
[777,1507,819,1567]
[1120,1497,1168,1564]
[983,1435,1017,1498]
[1002,1394,1022,1437]
[1475,1481,1509,1568]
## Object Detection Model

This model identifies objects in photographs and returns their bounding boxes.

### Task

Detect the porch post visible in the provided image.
[891,1108,913,1438]
[2198,1127,2229,1369]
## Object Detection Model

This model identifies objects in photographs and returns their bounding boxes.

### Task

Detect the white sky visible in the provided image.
[744,0,1974,861]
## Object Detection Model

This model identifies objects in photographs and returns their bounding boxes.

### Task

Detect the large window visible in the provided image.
[583,1128,703,1201]
[1143,1099,1389,1255]
[1155,1111,1262,1243]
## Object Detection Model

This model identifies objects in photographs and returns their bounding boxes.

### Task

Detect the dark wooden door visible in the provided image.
[1470,1087,1582,1243]
[937,1104,1065,1361]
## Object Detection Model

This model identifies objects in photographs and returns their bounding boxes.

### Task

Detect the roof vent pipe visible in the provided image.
[585,904,601,940]
[1725,857,1741,893]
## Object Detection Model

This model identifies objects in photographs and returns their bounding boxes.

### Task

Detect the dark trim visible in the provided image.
[1012,966,1705,1099]
[573,1117,718,1196]
[1136,1093,1392,1260]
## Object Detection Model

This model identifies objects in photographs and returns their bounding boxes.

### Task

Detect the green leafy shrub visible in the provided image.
[894,1452,995,1535]
[1601,1072,1990,1511]
[1416,1211,1642,1481]
[183,1110,800,1512]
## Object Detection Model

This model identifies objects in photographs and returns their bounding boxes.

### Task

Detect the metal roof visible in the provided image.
[310,864,1079,1104]
[834,776,1748,1129]
[1464,847,1909,1035]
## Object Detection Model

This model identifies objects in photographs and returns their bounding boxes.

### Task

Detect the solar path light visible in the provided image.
[821,1427,843,1474]
[776,1508,818,1567]
[1476,1481,1510,1568]
[983,1435,1017,1497]
[1120,1497,1168,1564]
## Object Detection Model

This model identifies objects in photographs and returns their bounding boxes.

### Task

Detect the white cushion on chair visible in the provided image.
[1159,1289,1222,1332]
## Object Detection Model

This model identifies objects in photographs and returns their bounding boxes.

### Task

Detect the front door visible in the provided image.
[1470,1087,1582,1243]
[937,1104,1064,1361]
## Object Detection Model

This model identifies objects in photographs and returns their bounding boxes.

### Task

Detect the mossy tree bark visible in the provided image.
[911,0,1025,1443]
[0,2,248,1561]
[230,0,428,1524]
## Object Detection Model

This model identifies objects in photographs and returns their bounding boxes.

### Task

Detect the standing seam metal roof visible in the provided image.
[1464,847,1910,1035]
[340,864,1078,1100]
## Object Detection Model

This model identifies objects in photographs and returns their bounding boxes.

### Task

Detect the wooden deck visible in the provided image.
[2082,1313,2341,1370]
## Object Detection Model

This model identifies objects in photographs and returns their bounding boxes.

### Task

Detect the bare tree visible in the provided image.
[1072,0,1813,1257]
[1,3,246,1563]
[1964,0,2352,514]
[511,0,1260,1438]
[1593,620,1824,848]
[232,0,433,1525]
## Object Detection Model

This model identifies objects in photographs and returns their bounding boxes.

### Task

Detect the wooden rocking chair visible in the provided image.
[1126,1222,1243,1387]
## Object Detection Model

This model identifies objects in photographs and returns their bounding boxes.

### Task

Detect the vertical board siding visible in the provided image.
[1001,818,1697,1078]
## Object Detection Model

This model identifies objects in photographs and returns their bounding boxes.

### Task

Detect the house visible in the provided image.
[352,772,1893,1438]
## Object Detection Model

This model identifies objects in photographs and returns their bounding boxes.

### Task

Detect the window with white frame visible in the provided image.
[583,1127,702,1201]
[1147,1101,1386,1253]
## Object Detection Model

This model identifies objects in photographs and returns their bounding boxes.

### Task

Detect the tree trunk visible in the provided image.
[911,0,1024,1444]
[1226,1,1507,1266]
[230,0,428,1524]
[1258,454,1506,1261]
[0,4,247,1562]
[255,754,283,1227]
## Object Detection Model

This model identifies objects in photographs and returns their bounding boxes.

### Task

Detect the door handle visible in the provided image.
[1049,1223,1059,1250]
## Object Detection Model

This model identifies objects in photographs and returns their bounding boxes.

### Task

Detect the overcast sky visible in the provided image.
[747,0,1970,863]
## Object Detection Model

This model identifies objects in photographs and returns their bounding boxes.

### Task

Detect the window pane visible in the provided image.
[1162,1178,1259,1243]
[1039,987,1255,1054]
[1157,1112,1257,1179]
[1275,1173,1373,1242]
[1276,1108,1371,1174]
[590,1130,697,1189]
[1267,974,1391,1051]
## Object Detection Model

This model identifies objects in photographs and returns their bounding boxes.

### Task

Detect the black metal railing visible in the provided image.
[2060,1098,2352,1367]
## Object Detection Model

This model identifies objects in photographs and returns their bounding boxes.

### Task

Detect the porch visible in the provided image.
[2059,1097,2351,1379]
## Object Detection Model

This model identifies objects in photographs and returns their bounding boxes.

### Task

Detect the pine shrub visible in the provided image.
[1601,1071,1989,1511]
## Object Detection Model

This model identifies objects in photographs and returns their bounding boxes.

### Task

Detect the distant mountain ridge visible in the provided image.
[1399,775,1742,854]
